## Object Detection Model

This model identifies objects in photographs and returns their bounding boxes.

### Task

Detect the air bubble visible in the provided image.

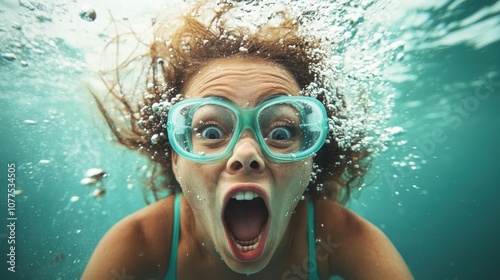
[79,5,97,22]
[389,40,405,52]
[151,134,159,144]
[12,22,22,30]
[24,119,37,125]
[152,103,159,113]
[2,53,17,61]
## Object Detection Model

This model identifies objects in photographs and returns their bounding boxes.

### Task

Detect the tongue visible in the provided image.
[225,198,268,241]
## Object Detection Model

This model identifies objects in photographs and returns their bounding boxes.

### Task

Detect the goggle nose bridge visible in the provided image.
[223,104,267,153]
[237,106,259,136]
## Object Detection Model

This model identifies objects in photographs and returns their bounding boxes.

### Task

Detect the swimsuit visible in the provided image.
[165,193,182,280]
[164,193,321,280]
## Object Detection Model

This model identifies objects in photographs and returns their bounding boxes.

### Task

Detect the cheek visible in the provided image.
[176,159,220,199]
[177,161,205,189]
[276,159,313,191]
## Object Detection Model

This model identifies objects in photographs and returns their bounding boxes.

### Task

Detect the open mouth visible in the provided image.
[223,189,270,261]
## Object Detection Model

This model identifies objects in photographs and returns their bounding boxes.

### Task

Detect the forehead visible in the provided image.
[182,57,301,106]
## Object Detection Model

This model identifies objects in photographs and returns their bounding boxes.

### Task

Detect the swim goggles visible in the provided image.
[166,96,328,163]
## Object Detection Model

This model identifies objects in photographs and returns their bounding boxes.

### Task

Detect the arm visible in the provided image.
[82,198,173,280]
[81,216,158,279]
[333,219,413,279]
[315,200,413,279]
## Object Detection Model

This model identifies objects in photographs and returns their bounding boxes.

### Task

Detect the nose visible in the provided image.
[226,132,265,174]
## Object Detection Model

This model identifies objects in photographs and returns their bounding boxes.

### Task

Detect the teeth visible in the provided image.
[237,242,258,252]
[230,233,262,252]
[231,190,261,201]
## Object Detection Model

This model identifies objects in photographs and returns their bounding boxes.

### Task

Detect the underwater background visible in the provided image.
[0,0,499,279]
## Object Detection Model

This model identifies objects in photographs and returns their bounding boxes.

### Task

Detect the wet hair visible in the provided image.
[92,1,371,204]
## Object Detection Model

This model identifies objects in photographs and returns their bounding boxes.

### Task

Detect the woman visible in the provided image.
[82,1,413,279]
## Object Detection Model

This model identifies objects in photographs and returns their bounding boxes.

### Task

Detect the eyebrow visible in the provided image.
[204,92,290,106]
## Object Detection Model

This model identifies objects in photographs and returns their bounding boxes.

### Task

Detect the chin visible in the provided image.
[221,247,273,275]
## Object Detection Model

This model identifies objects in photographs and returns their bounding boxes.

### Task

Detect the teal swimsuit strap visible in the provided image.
[307,194,321,280]
[165,193,182,280]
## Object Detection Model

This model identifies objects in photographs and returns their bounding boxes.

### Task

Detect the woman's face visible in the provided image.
[172,57,313,274]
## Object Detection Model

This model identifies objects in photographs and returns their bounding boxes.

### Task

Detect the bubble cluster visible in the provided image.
[80,168,108,199]
[192,0,402,158]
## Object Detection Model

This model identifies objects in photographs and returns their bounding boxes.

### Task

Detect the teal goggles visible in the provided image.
[166,96,328,163]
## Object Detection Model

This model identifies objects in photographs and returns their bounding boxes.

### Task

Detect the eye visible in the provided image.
[201,126,225,139]
[268,127,292,140]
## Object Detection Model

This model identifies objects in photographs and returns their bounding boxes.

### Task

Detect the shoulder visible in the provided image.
[82,195,176,280]
[313,198,413,279]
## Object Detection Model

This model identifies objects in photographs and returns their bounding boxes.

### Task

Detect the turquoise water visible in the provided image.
[1,0,499,279]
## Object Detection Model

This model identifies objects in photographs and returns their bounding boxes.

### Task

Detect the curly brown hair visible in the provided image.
[91,1,371,204]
